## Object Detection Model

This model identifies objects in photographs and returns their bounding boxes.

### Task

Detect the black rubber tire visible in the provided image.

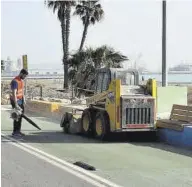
[60,114,66,128]
[60,112,71,134]
[93,111,110,140]
[63,122,70,133]
[81,109,92,136]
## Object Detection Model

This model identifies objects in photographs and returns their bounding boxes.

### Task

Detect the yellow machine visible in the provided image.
[60,68,157,139]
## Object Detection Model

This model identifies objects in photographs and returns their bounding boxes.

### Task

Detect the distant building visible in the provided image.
[169,64,192,72]
[17,58,22,70]
[4,57,18,72]
[137,67,149,73]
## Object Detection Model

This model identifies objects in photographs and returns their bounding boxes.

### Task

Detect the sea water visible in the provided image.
[141,73,192,83]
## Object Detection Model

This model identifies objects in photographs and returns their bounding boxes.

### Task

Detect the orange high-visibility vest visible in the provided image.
[10,76,24,100]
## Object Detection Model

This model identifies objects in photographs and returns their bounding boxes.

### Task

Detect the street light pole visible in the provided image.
[162,0,167,87]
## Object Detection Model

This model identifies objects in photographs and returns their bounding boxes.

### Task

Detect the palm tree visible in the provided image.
[90,45,128,68]
[68,45,128,70]
[74,0,104,51]
[68,48,93,70]
[68,45,128,94]
[45,1,76,89]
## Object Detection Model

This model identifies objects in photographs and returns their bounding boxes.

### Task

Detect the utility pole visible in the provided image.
[162,0,167,86]
[22,55,28,96]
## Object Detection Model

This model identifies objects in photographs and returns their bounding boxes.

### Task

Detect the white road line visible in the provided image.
[1,108,12,111]
[1,133,123,187]
[1,135,105,187]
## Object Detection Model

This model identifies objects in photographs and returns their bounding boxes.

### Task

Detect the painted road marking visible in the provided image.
[1,108,12,111]
[1,105,12,108]
[1,135,105,187]
[1,134,122,187]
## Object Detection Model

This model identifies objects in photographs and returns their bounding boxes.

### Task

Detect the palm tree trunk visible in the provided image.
[64,5,71,89]
[79,20,89,51]
[66,6,71,59]
[61,10,68,89]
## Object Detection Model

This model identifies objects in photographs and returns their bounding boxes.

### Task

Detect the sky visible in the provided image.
[1,0,192,71]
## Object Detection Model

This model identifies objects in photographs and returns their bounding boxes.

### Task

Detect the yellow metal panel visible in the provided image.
[105,80,116,131]
[86,91,109,105]
[115,79,121,129]
[151,79,157,99]
[105,79,121,131]
[151,79,157,124]
[144,79,157,126]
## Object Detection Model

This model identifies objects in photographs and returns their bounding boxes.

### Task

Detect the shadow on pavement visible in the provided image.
[21,131,155,144]
[113,132,192,158]
[16,111,192,158]
[23,131,101,144]
[130,141,192,158]
[19,130,192,158]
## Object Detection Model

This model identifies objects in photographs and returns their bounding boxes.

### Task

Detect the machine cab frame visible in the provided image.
[95,68,140,94]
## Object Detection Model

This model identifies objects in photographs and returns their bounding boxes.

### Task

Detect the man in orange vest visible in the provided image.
[10,69,28,137]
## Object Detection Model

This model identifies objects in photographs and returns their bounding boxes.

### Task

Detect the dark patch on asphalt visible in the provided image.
[73,161,96,171]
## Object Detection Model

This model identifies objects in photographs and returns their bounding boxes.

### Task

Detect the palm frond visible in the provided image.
[46,1,76,21]
[69,45,129,86]
[74,0,104,25]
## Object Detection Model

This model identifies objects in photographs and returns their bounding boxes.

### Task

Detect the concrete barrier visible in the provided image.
[25,100,86,121]
[26,100,59,114]
[156,86,188,114]
[157,126,192,149]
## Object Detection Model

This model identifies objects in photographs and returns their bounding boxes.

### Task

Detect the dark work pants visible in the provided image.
[10,99,25,133]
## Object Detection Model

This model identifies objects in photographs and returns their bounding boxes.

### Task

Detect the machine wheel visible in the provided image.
[60,112,71,134]
[81,109,93,136]
[94,111,109,140]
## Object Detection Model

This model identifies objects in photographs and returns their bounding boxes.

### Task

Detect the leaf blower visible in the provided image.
[10,108,41,130]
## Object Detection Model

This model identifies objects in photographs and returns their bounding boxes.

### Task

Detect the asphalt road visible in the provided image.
[1,136,97,187]
[1,105,192,187]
